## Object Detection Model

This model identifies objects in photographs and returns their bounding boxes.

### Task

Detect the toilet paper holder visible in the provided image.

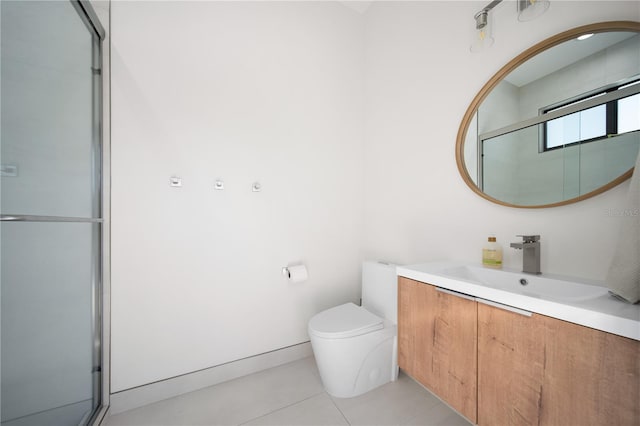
[281,264,308,283]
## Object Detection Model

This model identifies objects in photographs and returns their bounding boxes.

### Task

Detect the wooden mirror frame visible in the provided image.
[455,21,640,209]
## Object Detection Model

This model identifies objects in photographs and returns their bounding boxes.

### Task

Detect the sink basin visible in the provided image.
[439,265,609,302]
[397,261,640,341]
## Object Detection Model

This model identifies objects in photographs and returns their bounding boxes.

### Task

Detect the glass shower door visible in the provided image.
[0,1,104,425]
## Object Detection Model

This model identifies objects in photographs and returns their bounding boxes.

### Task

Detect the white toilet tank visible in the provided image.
[361,261,397,324]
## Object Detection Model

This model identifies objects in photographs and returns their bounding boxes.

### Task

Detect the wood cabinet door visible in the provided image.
[540,316,640,426]
[477,301,546,426]
[398,278,477,423]
[398,277,432,384]
[479,301,640,426]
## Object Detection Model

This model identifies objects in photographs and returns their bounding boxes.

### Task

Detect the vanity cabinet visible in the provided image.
[399,277,640,426]
[398,277,477,423]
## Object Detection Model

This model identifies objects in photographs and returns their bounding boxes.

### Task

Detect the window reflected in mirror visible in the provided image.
[543,80,639,151]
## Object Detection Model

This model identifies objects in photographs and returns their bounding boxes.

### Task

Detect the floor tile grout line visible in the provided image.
[236,390,327,426]
[327,392,352,426]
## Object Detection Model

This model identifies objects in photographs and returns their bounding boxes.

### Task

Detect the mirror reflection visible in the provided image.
[462,27,640,207]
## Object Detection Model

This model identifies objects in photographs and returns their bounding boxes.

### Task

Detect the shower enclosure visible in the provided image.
[1,1,105,425]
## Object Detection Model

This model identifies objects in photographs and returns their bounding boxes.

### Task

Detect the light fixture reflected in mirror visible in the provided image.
[517,0,550,22]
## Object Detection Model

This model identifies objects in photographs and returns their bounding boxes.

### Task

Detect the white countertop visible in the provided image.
[397,261,640,341]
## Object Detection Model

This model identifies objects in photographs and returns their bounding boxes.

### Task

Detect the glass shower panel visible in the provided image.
[0,1,104,425]
[1,222,98,426]
[579,132,640,194]
[1,0,95,218]
[482,124,567,206]
[481,119,640,206]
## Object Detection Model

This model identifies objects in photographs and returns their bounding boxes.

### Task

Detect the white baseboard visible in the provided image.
[107,342,313,416]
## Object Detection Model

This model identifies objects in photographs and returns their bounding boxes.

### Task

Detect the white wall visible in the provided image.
[363,1,640,278]
[111,1,365,392]
[111,0,639,395]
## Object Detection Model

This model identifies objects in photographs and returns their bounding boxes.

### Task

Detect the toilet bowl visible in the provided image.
[308,261,398,398]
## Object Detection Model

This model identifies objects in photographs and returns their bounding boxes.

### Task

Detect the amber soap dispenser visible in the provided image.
[482,236,503,269]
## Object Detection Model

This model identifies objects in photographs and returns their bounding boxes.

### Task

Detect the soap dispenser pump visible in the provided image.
[482,235,503,269]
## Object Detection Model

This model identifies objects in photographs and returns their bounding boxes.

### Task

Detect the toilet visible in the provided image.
[308,261,398,398]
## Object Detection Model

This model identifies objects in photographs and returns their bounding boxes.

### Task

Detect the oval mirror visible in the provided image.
[456,21,640,208]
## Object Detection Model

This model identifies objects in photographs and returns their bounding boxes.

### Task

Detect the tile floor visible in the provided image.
[103,357,471,426]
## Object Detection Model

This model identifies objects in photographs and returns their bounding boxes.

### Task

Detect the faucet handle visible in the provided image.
[516,235,540,243]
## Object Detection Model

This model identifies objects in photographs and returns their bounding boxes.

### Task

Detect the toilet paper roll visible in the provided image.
[285,264,308,283]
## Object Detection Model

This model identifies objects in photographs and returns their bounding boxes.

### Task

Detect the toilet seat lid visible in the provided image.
[308,303,384,339]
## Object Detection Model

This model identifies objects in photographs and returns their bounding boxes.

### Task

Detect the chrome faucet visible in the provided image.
[510,235,541,274]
